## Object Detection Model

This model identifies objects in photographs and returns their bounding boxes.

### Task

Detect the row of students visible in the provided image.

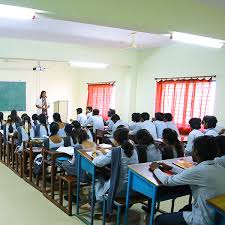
[185,116,220,156]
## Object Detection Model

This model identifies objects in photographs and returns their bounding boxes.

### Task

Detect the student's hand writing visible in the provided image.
[149,162,159,172]
[158,162,173,171]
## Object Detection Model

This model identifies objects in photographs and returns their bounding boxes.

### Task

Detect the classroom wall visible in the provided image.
[0,60,137,122]
[0,61,79,121]
[135,43,225,124]
[73,65,138,121]
[0,37,138,121]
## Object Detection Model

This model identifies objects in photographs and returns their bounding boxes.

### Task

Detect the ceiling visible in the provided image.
[0,15,171,49]
[0,0,225,41]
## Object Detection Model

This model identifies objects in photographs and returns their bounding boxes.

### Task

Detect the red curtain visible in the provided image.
[155,78,213,131]
[87,83,114,120]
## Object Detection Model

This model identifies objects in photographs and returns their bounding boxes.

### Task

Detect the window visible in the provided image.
[155,78,216,128]
[87,82,114,120]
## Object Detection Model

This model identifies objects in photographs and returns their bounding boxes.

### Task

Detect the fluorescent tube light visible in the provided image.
[0,4,37,20]
[172,32,225,48]
[69,61,109,69]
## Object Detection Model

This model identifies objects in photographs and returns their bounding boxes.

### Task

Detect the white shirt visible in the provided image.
[107,119,114,131]
[185,129,204,156]
[77,113,87,126]
[153,120,167,139]
[36,98,50,115]
[154,160,225,225]
[86,112,93,119]
[214,155,225,168]
[129,122,142,135]
[112,120,129,134]
[204,128,218,137]
[140,120,157,140]
[166,121,180,136]
[129,121,141,131]
[84,115,104,133]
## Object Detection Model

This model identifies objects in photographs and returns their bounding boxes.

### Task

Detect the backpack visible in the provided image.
[33,153,43,175]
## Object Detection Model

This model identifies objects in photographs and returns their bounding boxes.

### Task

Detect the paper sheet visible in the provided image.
[56,146,74,156]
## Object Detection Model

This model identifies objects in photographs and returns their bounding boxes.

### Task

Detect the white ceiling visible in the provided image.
[0,15,171,49]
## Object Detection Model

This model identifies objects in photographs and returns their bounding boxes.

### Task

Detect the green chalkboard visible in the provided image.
[0,82,26,111]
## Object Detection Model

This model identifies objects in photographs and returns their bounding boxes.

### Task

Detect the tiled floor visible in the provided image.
[0,162,190,225]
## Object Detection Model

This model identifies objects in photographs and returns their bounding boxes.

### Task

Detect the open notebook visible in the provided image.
[56,146,74,156]
[173,159,194,170]
[86,149,110,158]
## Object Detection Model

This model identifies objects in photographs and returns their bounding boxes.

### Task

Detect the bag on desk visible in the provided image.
[33,153,43,176]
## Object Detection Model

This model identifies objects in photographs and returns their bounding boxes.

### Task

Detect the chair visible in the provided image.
[23,141,43,189]
[42,147,69,200]
[6,134,16,170]
[102,194,147,225]
[59,175,76,216]
[95,129,106,144]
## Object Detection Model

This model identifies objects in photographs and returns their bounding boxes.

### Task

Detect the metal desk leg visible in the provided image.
[76,154,81,215]
[124,170,132,225]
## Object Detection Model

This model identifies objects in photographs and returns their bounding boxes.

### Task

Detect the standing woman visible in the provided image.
[36,91,50,117]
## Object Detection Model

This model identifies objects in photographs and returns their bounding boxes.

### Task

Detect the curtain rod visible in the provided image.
[86,81,115,85]
[155,75,216,81]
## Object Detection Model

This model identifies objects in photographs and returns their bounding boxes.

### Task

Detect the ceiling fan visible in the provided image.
[120,32,143,50]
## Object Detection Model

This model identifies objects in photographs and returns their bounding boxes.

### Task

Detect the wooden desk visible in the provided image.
[207,194,225,225]
[42,148,70,200]
[124,157,192,225]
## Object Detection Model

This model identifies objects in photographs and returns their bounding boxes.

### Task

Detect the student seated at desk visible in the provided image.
[202,115,218,137]
[76,108,87,126]
[136,129,162,163]
[72,120,93,141]
[0,112,5,129]
[64,124,77,147]
[214,135,225,168]
[138,112,157,140]
[162,128,184,159]
[81,128,138,210]
[10,110,22,127]
[53,112,67,138]
[185,118,204,156]
[111,114,128,134]
[154,112,167,139]
[31,114,39,128]
[35,114,49,138]
[83,109,104,134]
[17,115,35,152]
[164,113,180,136]
[129,113,142,134]
[61,129,95,177]
[106,108,116,131]
[61,129,96,202]
[4,115,17,141]
[86,106,93,119]
[47,122,64,149]
[150,136,225,225]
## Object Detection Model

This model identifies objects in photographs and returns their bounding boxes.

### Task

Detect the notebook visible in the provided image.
[56,146,74,156]
[173,159,194,170]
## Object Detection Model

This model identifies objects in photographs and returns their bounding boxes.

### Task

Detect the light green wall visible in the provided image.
[136,43,225,124]
[0,37,137,66]
[0,38,138,120]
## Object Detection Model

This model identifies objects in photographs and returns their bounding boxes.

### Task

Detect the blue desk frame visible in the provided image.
[124,160,192,225]
[124,168,158,225]
[76,150,96,225]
